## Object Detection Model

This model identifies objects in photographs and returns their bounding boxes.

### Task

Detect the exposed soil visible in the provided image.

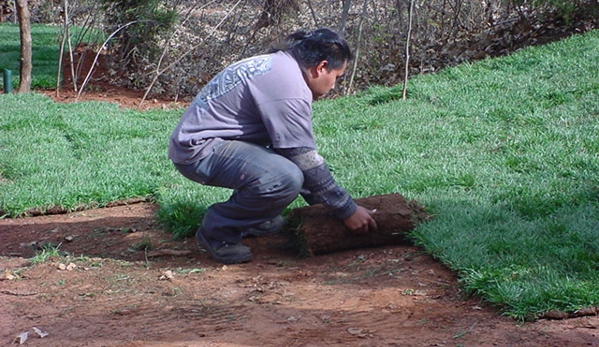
[2,202,599,347]
[39,45,189,111]
[2,53,598,347]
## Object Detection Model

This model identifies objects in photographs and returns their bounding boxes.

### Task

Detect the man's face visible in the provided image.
[305,60,348,100]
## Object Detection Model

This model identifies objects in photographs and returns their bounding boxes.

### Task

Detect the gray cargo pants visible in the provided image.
[173,140,303,244]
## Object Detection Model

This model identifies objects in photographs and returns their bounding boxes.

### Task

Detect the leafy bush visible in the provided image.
[99,0,177,68]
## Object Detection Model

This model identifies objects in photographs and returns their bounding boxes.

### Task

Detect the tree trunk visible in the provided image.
[402,0,414,100]
[253,0,300,30]
[288,193,430,256]
[338,0,351,34]
[16,0,32,93]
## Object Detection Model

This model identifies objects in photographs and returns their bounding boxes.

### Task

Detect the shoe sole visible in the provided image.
[196,228,252,264]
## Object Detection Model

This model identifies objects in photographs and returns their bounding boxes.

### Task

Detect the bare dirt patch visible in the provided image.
[2,203,599,346]
[39,46,188,111]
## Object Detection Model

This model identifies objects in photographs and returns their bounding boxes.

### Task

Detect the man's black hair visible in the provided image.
[276,28,353,71]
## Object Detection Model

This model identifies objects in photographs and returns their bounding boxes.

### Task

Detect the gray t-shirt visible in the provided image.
[168,51,358,220]
[168,51,315,164]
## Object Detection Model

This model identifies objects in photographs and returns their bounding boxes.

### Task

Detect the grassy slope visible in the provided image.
[327,31,599,319]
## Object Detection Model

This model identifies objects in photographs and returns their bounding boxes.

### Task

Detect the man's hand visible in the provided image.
[343,205,378,234]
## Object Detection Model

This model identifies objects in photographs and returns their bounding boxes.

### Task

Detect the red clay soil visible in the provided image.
[2,78,598,346]
[1,202,598,347]
[40,46,188,110]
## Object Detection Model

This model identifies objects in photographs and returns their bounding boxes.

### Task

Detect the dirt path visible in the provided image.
[1,202,598,347]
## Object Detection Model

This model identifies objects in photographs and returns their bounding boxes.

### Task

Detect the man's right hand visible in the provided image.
[343,205,378,234]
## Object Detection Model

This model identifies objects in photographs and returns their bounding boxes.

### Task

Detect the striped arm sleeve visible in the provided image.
[276,147,357,220]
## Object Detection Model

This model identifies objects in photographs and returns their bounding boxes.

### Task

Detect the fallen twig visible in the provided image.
[1,290,37,296]
[147,249,193,258]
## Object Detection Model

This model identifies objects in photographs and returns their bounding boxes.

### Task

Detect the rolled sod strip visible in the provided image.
[287,193,430,256]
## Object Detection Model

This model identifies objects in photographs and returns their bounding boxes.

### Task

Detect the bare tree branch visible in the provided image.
[76,20,144,101]
[306,0,320,27]
[338,0,351,34]
[56,0,79,95]
[55,2,66,96]
[402,0,414,100]
[139,0,217,106]
[346,0,369,95]
[139,0,244,107]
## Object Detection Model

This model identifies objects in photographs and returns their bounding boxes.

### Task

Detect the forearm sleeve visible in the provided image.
[276,147,357,220]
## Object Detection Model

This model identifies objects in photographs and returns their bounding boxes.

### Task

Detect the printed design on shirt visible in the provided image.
[197,54,272,103]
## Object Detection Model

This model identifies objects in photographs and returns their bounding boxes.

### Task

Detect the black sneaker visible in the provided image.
[244,215,285,237]
[196,227,252,264]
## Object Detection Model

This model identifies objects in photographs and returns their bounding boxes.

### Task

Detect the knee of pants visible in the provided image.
[265,162,304,203]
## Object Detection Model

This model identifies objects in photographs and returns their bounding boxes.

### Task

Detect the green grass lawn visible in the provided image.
[1,25,598,320]
[0,23,103,89]
[0,23,63,89]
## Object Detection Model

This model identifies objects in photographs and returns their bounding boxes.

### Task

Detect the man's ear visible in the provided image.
[315,60,329,75]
